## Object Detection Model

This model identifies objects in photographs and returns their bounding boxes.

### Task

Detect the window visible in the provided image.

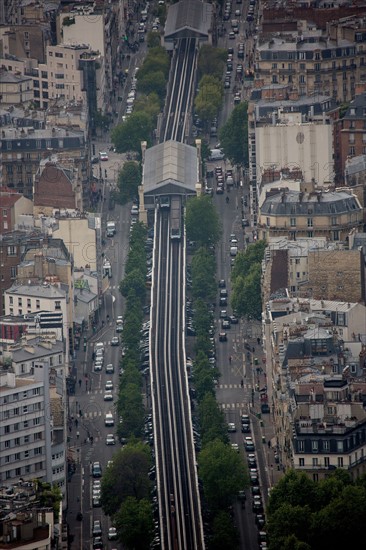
[24,450,29,458]
[24,435,29,443]
[307,218,313,227]
[33,418,40,426]
[5,440,10,448]
[4,425,10,434]
[13,423,19,431]
[338,456,343,467]
[323,440,330,451]
[36,299,40,309]
[298,440,304,452]
[349,146,355,156]
[272,75,278,84]
[307,231,313,238]
[272,63,277,69]
[312,457,318,467]
[290,217,296,227]
[27,298,31,308]
[7,245,16,256]
[337,441,343,452]
[14,437,20,446]
[55,301,61,310]
[299,458,304,467]
[23,405,28,414]
[312,440,318,452]
[15,452,20,461]
[349,133,355,143]
[9,296,13,305]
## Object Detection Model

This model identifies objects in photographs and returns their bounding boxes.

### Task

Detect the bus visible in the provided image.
[170,196,181,240]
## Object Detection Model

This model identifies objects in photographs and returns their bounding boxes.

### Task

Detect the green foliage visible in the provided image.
[118,382,145,438]
[194,75,223,126]
[197,45,227,80]
[120,268,146,301]
[267,469,366,550]
[147,31,161,48]
[198,439,248,510]
[137,71,166,104]
[191,247,216,302]
[101,442,152,517]
[116,161,141,205]
[193,351,219,401]
[209,510,239,550]
[134,92,161,120]
[93,109,110,131]
[219,101,248,166]
[198,393,228,446]
[114,496,154,549]
[186,195,221,247]
[36,482,62,521]
[231,241,266,320]
[112,111,154,154]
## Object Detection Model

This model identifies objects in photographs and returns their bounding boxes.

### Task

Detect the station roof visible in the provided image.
[143,140,198,196]
[164,0,212,40]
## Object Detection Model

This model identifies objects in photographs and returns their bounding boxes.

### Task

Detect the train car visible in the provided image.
[170,196,181,240]
[160,196,171,209]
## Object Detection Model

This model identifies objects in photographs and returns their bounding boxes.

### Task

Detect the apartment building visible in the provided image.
[335,92,366,183]
[0,231,44,316]
[262,298,366,480]
[0,126,86,199]
[259,188,362,242]
[0,336,67,492]
[255,109,334,188]
[0,507,54,549]
[247,90,336,192]
[4,283,70,366]
[254,16,366,103]
[57,1,121,114]
[33,159,83,215]
[0,188,33,233]
[0,71,33,105]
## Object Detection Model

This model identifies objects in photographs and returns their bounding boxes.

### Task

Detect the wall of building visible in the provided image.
[256,122,333,186]
[52,218,97,271]
[306,249,363,303]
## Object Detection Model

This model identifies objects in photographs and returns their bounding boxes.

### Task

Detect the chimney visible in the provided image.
[299,192,303,203]
[34,253,43,279]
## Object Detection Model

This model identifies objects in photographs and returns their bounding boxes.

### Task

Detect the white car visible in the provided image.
[105,380,114,391]
[228,422,236,433]
[231,443,239,452]
[108,527,118,540]
[111,336,119,346]
[131,205,139,216]
[104,390,113,401]
[99,151,108,161]
[105,434,116,445]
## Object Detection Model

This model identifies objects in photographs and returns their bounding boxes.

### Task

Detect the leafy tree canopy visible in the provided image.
[231,241,267,283]
[267,469,366,550]
[186,195,221,247]
[112,111,154,153]
[137,70,166,104]
[114,496,154,549]
[101,442,151,516]
[194,76,223,126]
[198,393,228,446]
[197,45,227,80]
[118,382,145,438]
[147,31,161,48]
[231,264,262,320]
[191,247,216,302]
[209,510,239,550]
[219,101,248,166]
[116,161,141,205]
[198,438,248,510]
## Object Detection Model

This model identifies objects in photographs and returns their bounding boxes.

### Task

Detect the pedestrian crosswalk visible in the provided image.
[217,383,251,390]
[219,402,248,410]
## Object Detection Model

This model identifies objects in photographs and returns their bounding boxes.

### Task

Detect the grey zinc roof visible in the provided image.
[165,0,212,38]
[343,92,366,119]
[12,338,64,363]
[6,284,66,299]
[261,190,360,216]
[143,140,198,195]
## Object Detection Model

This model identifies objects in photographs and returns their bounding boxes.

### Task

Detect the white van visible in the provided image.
[230,246,238,257]
[209,149,224,161]
[106,221,116,237]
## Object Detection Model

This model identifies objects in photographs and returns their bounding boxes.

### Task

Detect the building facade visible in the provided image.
[259,189,363,242]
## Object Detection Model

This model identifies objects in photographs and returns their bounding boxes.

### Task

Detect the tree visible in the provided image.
[197,45,227,80]
[114,496,154,549]
[191,248,216,302]
[186,195,221,247]
[193,351,218,401]
[231,264,262,320]
[120,269,146,301]
[194,75,223,127]
[266,503,313,550]
[267,470,317,516]
[198,439,248,510]
[137,70,166,103]
[112,111,154,153]
[134,92,160,120]
[210,510,239,549]
[101,442,151,516]
[147,31,161,48]
[116,161,141,204]
[198,393,228,446]
[219,102,248,166]
[36,482,63,521]
[118,382,145,438]
[231,241,266,283]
